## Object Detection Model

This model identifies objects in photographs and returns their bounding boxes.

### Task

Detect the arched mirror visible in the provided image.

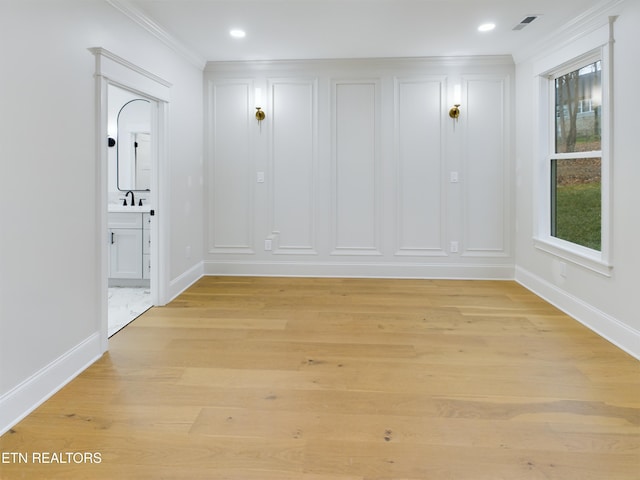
[117,98,151,191]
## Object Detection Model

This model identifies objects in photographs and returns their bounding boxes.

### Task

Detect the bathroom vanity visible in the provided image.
[108,206,151,286]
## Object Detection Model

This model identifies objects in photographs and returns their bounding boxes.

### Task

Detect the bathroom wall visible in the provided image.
[204,57,515,278]
[107,85,151,206]
[514,0,639,357]
[0,0,203,434]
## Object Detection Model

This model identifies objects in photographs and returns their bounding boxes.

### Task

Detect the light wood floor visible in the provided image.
[1,277,638,479]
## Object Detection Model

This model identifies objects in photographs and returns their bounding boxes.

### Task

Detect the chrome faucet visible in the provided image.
[124,190,135,206]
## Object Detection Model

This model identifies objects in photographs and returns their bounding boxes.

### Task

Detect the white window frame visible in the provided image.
[532,22,613,276]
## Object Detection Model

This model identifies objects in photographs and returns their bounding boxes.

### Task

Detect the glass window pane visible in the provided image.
[550,158,601,250]
[555,61,601,153]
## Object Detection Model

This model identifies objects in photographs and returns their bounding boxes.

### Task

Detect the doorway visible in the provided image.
[106,85,156,336]
[91,47,171,351]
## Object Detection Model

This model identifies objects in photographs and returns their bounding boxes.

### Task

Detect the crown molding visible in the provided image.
[106,0,206,70]
[512,0,625,64]
[204,55,515,74]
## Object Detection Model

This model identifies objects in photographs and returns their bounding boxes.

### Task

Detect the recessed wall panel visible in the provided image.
[332,81,380,253]
[464,77,507,254]
[271,80,316,252]
[208,81,253,251]
[203,57,515,278]
[396,78,445,254]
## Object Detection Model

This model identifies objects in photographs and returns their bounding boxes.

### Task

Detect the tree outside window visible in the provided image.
[551,60,602,251]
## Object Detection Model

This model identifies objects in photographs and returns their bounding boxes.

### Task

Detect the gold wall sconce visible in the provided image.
[255,88,265,125]
[449,104,460,120]
[449,84,461,122]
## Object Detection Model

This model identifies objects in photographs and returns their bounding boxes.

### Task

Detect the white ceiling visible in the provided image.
[127,0,608,63]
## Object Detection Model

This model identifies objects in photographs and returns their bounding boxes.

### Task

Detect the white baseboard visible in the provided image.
[515,266,640,360]
[168,260,204,302]
[0,332,102,436]
[204,260,514,280]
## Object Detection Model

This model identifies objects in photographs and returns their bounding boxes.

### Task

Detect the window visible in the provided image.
[533,28,612,275]
[550,58,602,251]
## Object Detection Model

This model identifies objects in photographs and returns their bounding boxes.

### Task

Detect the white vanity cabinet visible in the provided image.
[108,211,149,285]
[142,213,151,280]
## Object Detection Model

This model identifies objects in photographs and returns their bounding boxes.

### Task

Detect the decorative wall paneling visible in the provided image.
[204,58,514,278]
[269,78,318,254]
[331,79,382,255]
[394,76,447,256]
[462,75,511,257]
[207,79,254,253]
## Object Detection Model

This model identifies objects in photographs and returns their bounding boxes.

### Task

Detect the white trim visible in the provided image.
[461,73,513,258]
[550,151,602,161]
[532,24,610,75]
[393,75,448,257]
[533,237,612,276]
[105,0,206,70]
[514,0,624,64]
[515,266,639,360]
[91,47,172,350]
[204,55,515,74]
[205,78,256,255]
[94,72,110,353]
[204,260,514,280]
[89,47,172,90]
[532,22,614,273]
[330,77,383,256]
[548,50,602,80]
[0,334,102,436]
[154,100,171,306]
[168,261,205,303]
[267,77,319,254]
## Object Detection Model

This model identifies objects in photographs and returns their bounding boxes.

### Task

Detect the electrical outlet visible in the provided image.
[450,171,459,183]
[559,261,567,278]
[450,241,459,253]
[264,239,272,251]
[257,171,265,183]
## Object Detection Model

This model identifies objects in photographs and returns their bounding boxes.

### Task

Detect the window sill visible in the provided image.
[533,237,612,277]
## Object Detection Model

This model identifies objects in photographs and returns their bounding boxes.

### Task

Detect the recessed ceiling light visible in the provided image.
[230,29,246,39]
[478,23,496,32]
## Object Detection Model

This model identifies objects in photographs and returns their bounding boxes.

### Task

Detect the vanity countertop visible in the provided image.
[108,205,151,213]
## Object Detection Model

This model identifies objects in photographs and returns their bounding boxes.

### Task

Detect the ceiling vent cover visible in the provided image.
[513,15,539,31]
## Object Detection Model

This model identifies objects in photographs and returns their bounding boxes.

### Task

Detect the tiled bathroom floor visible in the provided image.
[108,287,152,337]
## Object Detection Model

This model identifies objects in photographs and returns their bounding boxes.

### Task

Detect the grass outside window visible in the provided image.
[551,158,601,251]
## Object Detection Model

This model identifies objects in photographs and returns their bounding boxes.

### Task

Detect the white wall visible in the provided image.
[514,1,640,358]
[0,0,203,434]
[204,58,515,279]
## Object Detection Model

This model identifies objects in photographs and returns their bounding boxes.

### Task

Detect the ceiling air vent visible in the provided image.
[513,15,539,31]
